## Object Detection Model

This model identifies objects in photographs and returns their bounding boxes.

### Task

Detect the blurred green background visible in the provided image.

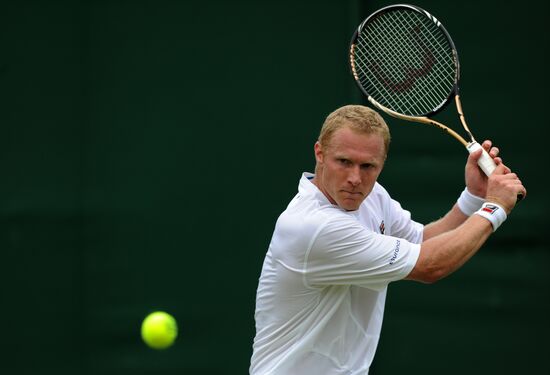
[1,0,548,374]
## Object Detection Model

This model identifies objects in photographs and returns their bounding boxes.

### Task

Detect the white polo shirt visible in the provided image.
[250,173,423,375]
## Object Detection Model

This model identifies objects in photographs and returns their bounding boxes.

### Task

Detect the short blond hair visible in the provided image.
[318,105,390,153]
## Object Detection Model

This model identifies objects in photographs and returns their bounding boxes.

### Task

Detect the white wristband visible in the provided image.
[457,187,485,216]
[474,202,507,232]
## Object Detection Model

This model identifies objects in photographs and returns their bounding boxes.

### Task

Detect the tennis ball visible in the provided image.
[141,311,178,350]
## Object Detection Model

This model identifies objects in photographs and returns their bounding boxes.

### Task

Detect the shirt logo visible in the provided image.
[389,240,401,265]
[379,220,385,235]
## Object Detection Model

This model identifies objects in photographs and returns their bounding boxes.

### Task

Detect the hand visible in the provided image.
[485,162,527,214]
[465,140,501,198]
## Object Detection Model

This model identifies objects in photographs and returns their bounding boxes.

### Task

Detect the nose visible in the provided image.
[348,166,361,187]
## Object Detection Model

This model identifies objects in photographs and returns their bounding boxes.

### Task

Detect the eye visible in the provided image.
[338,158,351,166]
[361,163,375,170]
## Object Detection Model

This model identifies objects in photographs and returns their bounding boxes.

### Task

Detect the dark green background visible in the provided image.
[1,0,548,374]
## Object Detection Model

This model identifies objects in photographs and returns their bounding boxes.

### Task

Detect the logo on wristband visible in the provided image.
[482,204,500,214]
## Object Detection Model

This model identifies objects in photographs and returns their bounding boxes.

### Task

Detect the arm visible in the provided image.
[422,204,468,241]
[407,214,492,283]
[407,152,527,284]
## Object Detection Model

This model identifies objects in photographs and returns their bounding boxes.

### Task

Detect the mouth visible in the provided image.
[342,190,363,200]
[341,190,363,198]
[338,190,364,210]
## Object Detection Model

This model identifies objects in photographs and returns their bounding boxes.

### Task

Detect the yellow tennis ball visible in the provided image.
[141,311,178,350]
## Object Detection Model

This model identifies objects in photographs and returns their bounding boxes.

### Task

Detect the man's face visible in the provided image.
[313,127,386,211]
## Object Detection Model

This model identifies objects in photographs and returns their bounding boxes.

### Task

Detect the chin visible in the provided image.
[338,200,361,211]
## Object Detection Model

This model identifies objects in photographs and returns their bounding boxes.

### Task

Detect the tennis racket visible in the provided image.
[349,4,521,200]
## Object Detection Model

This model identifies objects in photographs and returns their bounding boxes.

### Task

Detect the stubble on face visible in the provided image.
[313,127,386,211]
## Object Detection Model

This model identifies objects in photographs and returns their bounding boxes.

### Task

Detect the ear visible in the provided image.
[314,142,324,164]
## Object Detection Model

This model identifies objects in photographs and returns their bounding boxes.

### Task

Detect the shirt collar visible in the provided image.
[298,172,335,207]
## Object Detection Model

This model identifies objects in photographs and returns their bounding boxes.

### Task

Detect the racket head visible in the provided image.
[350,4,460,117]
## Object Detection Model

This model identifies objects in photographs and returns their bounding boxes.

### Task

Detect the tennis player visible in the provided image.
[250,105,526,374]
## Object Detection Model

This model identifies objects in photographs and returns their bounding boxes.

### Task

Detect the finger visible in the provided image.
[493,161,511,175]
[481,140,492,151]
[468,146,484,162]
[515,183,527,201]
[489,146,499,158]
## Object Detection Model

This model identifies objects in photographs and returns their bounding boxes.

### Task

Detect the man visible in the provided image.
[250,105,526,375]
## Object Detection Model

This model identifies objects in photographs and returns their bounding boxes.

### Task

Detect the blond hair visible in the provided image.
[318,105,390,153]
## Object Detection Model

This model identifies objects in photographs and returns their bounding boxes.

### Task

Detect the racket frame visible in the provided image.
[349,4,493,169]
[350,4,524,200]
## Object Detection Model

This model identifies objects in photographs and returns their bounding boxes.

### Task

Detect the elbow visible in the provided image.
[407,263,449,284]
[419,269,447,284]
[407,246,457,284]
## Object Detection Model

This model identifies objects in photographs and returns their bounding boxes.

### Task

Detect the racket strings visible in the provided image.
[363,11,453,105]
[356,27,432,115]
[362,17,452,113]
[355,19,420,112]
[364,12,452,110]
[388,13,453,103]
[353,9,457,116]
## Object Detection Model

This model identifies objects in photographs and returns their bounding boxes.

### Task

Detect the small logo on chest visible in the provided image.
[379,220,385,235]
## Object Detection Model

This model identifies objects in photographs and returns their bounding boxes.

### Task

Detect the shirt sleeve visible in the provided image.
[304,213,420,291]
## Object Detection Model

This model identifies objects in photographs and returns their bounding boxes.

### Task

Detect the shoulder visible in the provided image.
[271,195,359,256]
[277,196,350,238]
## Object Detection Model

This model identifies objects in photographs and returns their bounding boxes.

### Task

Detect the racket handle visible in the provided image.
[467,141,523,202]
[467,141,496,176]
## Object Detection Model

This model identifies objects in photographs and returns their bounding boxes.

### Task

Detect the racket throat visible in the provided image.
[455,95,476,142]
[368,97,469,147]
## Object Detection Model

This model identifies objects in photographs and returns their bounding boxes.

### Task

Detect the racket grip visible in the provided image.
[467,142,523,202]
[467,141,496,176]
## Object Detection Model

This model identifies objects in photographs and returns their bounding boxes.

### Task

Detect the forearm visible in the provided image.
[407,214,493,283]
[423,203,469,241]
[407,143,525,284]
